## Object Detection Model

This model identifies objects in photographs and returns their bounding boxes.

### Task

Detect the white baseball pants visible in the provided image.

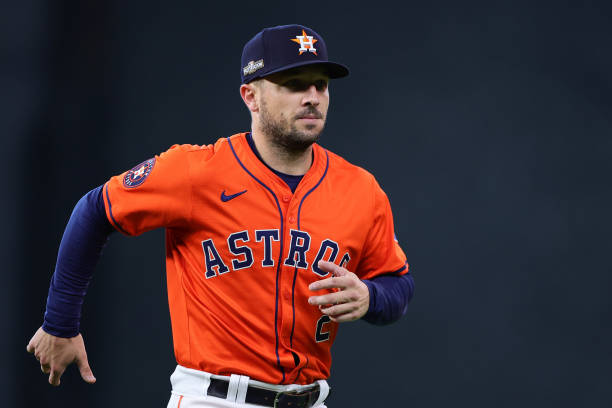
[166,365,329,408]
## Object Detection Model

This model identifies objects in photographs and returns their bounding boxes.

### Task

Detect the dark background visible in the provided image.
[3,1,611,407]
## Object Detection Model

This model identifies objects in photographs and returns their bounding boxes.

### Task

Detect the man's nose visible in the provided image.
[302,85,320,106]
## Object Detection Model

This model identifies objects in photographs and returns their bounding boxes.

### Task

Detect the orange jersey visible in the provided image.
[103,132,408,385]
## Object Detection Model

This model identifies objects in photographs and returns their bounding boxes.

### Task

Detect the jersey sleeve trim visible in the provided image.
[392,263,408,275]
[103,182,129,235]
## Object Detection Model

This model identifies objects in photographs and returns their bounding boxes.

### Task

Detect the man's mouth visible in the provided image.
[296,110,322,120]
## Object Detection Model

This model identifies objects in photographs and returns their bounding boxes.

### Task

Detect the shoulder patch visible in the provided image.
[123,158,155,188]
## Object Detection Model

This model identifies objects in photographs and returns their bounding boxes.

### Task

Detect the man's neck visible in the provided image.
[250,131,313,176]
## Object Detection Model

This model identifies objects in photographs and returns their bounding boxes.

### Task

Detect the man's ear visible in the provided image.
[240,82,260,113]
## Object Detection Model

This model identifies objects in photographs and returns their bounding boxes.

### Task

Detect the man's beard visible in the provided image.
[259,101,325,154]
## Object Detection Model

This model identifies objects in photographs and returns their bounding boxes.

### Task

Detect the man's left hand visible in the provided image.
[308,261,370,322]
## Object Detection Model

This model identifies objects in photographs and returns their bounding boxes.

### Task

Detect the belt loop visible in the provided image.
[171,365,211,397]
[312,380,330,407]
[235,375,250,404]
[201,371,212,396]
[227,374,240,402]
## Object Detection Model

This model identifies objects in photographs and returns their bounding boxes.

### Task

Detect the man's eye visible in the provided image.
[285,80,307,91]
[284,79,328,92]
[315,80,328,91]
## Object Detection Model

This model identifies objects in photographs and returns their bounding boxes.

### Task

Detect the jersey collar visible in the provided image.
[229,132,329,196]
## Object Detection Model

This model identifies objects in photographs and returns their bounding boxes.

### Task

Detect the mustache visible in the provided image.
[295,107,323,119]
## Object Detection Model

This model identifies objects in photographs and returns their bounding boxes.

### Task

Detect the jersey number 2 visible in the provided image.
[315,315,331,342]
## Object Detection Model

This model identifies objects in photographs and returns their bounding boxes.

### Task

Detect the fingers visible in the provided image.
[49,374,60,386]
[39,354,64,387]
[309,262,362,306]
[329,313,362,323]
[308,263,370,322]
[317,303,365,323]
[319,302,355,317]
[308,291,352,306]
[77,355,96,384]
[309,262,355,292]
[310,299,366,322]
[49,366,66,386]
[328,311,363,323]
[317,261,347,277]
[309,277,347,291]
[27,327,43,353]
[309,275,351,291]
[27,328,96,386]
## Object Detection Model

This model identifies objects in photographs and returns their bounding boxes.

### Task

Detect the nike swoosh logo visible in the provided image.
[220,189,247,202]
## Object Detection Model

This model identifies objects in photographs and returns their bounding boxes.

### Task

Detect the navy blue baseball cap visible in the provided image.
[241,24,349,84]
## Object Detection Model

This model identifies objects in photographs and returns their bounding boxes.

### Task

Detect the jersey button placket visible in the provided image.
[283,194,294,224]
[280,196,299,367]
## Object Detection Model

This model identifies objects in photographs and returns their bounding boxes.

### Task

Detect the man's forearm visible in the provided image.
[43,185,114,337]
[362,271,414,325]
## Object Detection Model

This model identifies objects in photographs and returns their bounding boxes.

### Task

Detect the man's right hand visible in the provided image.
[26,327,96,386]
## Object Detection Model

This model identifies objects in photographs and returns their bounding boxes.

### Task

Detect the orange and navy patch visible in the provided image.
[291,29,318,55]
[123,158,155,188]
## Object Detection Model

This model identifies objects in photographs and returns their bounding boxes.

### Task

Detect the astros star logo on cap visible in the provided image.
[291,29,318,55]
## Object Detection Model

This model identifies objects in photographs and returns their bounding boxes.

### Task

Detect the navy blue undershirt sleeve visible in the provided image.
[362,272,415,325]
[42,185,115,337]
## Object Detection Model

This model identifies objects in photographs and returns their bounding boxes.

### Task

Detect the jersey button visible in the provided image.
[289,216,296,223]
[282,194,291,203]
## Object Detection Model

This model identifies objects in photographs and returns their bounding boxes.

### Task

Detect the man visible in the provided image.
[27,24,414,408]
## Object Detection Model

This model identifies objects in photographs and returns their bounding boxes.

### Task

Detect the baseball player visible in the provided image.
[27,24,414,408]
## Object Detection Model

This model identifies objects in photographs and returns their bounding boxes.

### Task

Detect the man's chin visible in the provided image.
[298,129,322,144]
[297,122,324,137]
[302,124,320,132]
[279,131,321,152]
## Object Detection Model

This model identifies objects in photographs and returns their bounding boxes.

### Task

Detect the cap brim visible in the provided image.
[245,60,349,83]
